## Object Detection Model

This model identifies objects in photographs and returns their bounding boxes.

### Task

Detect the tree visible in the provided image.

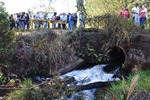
[76,0,87,16]
[84,0,123,17]
[84,0,150,17]
[0,2,9,33]
[0,1,14,64]
[129,0,150,11]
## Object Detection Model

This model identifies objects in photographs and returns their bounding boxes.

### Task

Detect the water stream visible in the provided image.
[60,64,120,100]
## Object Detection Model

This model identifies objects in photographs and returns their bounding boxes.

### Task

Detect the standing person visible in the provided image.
[68,13,74,30]
[9,14,15,30]
[16,13,20,29]
[120,7,125,18]
[34,12,40,28]
[51,12,57,29]
[120,8,129,19]
[131,3,140,27]
[55,14,61,29]
[139,5,148,29]
[73,13,78,28]
[18,12,25,31]
[79,12,85,27]
[60,12,67,29]
[43,13,48,28]
[124,8,130,19]
[25,13,30,30]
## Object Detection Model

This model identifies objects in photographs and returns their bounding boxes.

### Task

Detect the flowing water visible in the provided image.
[60,64,120,100]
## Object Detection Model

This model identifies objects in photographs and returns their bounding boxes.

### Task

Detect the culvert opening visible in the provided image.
[103,46,126,72]
[107,46,125,64]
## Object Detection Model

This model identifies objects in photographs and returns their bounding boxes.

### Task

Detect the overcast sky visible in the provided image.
[1,0,77,14]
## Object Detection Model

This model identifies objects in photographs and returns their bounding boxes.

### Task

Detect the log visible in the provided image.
[57,58,85,75]
[67,81,115,92]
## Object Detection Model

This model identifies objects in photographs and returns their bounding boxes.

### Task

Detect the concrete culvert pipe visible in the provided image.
[103,46,126,73]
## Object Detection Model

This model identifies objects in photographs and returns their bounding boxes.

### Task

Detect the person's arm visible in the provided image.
[131,8,136,14]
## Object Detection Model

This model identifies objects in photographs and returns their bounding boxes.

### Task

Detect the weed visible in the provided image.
[0,72,6,85]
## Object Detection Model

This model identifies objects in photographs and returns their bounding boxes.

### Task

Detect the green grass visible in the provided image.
[4,79,44,100]
[0,72,6,85]
[96,70,150,100]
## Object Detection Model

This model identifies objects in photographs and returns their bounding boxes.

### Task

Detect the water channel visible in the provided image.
[60,64,120,100]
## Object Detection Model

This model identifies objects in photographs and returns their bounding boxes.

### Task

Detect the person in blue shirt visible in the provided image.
[68,13,74,30]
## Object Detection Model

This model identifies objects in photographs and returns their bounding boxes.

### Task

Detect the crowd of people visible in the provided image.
[48,12,78,30]
[9,12,30,30]
[9,3,148,31]
[9,11,85,31]
[120,3,149,29]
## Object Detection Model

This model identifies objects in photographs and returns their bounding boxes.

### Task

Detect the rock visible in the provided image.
[129,91,150,100]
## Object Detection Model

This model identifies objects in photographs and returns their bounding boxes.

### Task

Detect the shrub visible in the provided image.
[0,72,6,85]
[0,1,15,65]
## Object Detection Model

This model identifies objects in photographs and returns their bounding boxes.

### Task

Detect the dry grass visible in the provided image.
[86,14,140,46]
[126,75,139,100]
[11,29,77,77]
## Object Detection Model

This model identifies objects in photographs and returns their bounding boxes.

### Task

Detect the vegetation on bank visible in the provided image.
[0,2,15,65]
[2,70,150,100]
[95,70,150,100]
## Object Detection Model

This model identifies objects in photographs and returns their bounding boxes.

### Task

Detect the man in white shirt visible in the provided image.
[34,12,40,20]
[131,3,140,27]
[60,12,67,29]
[34,12,40,28]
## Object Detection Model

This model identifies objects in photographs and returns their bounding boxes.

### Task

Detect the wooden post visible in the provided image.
[48,20,51,28]
[30,19,33,29]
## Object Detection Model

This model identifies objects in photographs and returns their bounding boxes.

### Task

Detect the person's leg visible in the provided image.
[20,21,25,31]
[58,24,61,29]
[44,22,48,28]
[54,23,56,28]
[27,22,30,29]
[74,21,77,28]
[133,17,135,21]
[140,18,147,29]
[80,20,84,27]
[17,22,20,29]
[71,21,74,29]
[10,24,13,30]
[68,21,71,30]
[62,24,66,29]
[134,15,140,27]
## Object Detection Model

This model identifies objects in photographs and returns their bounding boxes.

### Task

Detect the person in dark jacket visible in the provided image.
[25,13,30,30]
[9,14,15,30]
[73,13,78,28]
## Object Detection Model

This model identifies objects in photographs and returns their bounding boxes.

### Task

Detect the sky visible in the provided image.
[1,0,77,14]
